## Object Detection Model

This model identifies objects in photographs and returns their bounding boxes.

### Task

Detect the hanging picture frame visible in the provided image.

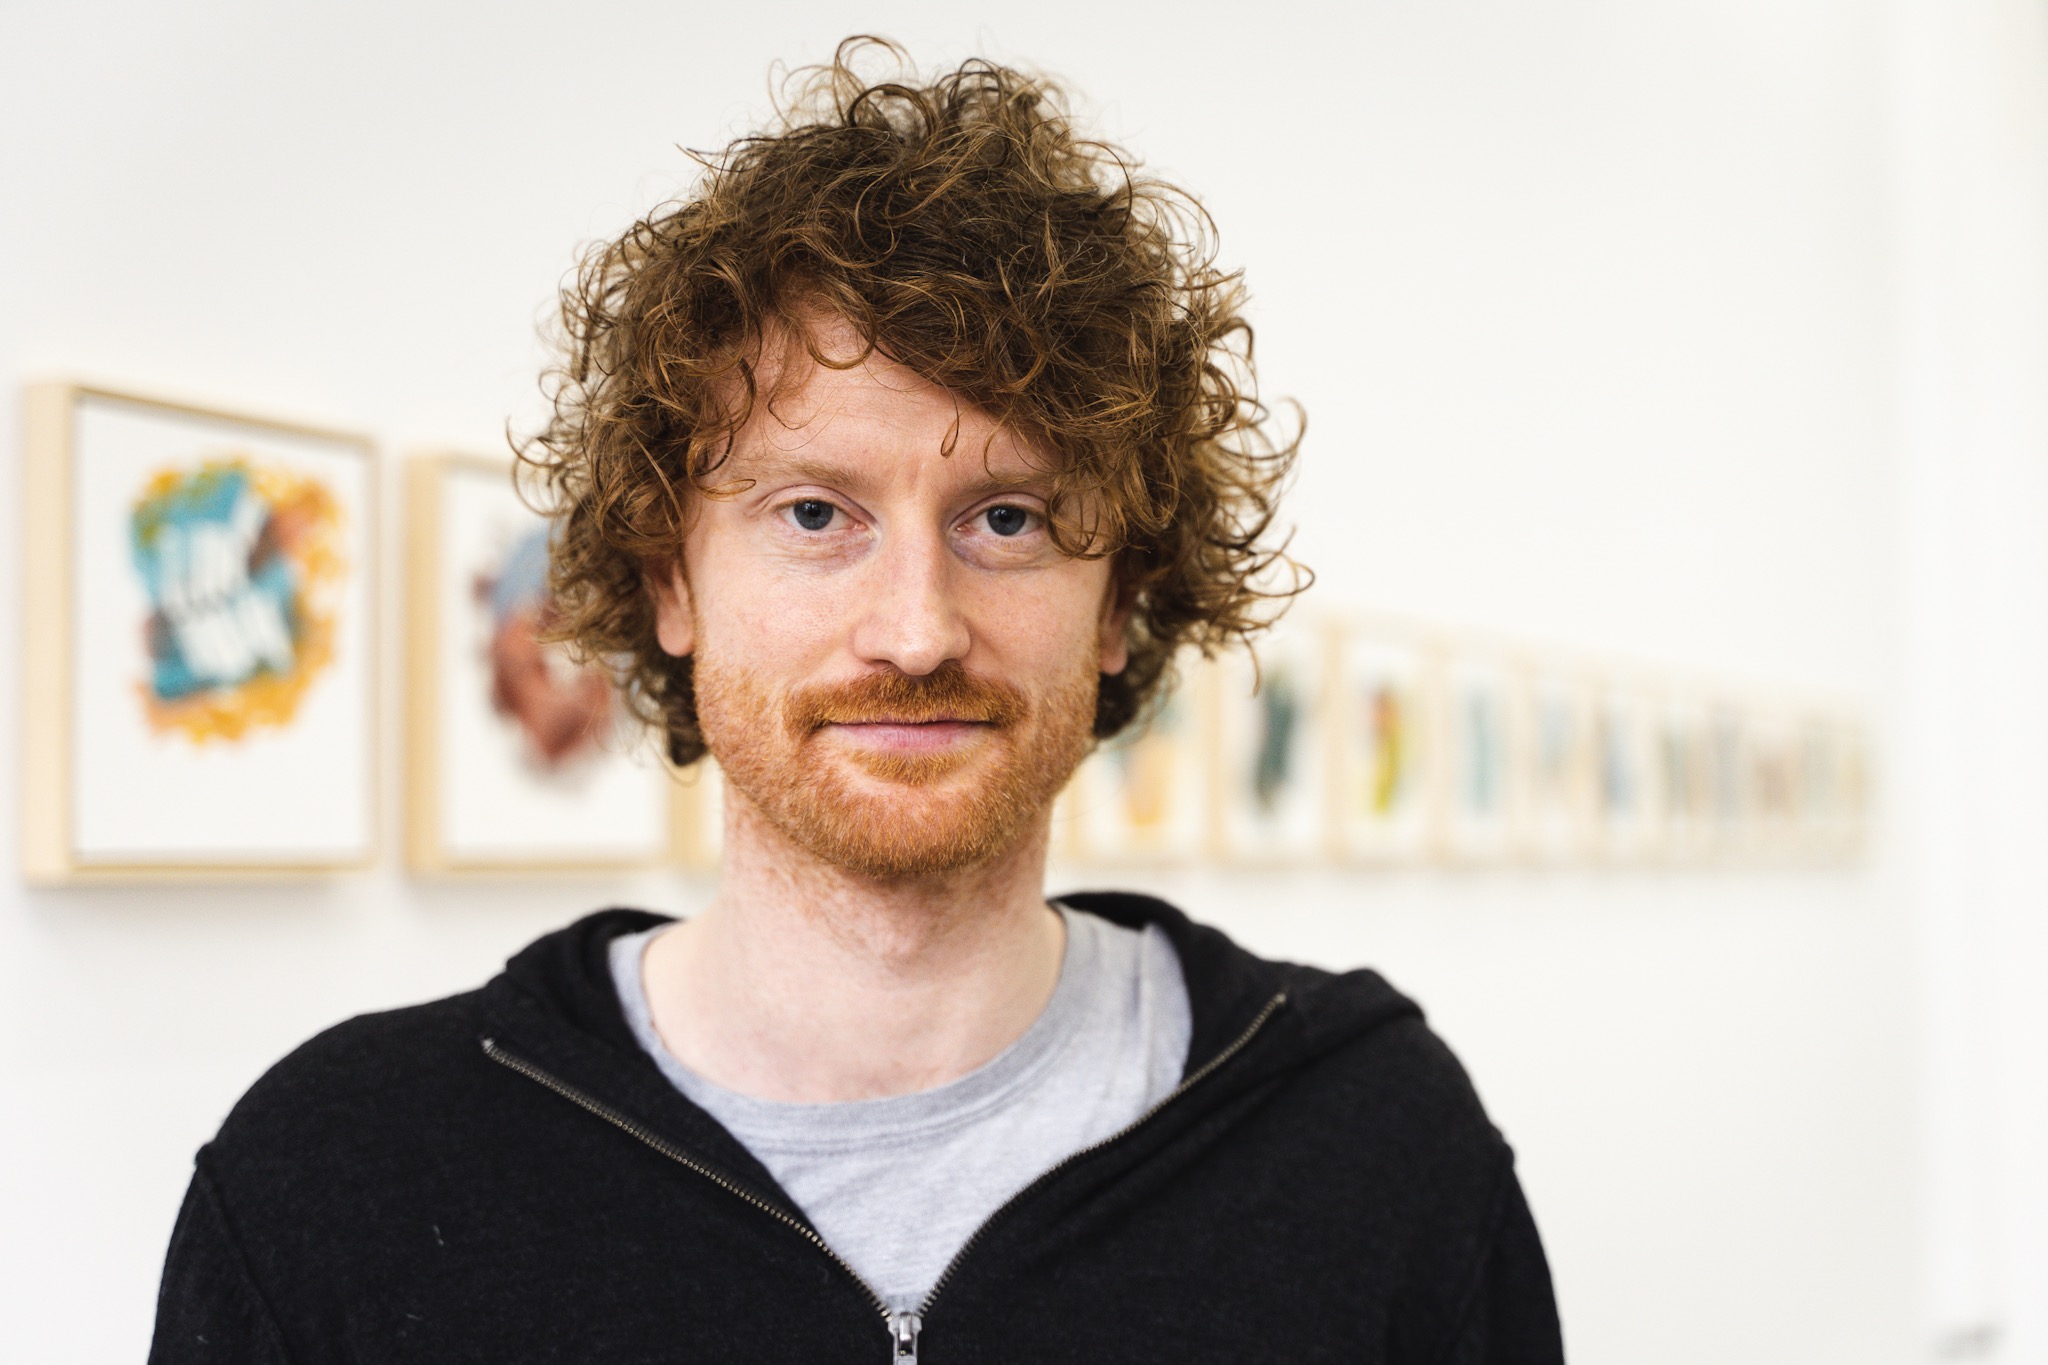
[1831,717,1872,859]
[1702,698,1751,857]
[1740,701,1804,863]
[1066,656,1217,865]
[1333,619,1444,865]
[1212,620,1337,866]
[1651,690,1715,864]
[21,382,378,881]
[1522,660,1597,864]
[1590,675,1664,862]
[404,454,679,873]
[1442,642,1525,864]
[1793,708,1868,860]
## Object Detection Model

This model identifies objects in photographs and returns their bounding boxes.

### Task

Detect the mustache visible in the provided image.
[783,661,1029,733]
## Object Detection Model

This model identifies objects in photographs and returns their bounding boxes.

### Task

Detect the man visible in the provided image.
[151,41,1562,1364]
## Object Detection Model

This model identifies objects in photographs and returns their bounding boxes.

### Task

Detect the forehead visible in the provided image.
[724,314,1054,487]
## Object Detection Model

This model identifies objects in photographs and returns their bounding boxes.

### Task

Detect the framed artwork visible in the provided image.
[1442,646,1523,863]
[1523,663,1597,863]
[1067,660,1216,864]
[1213,623,1336,865]
[1651,692,1714,863]
[1703,701,1750,855]
[1590,678,1662,861]
[405,455,676,872]
[1788,709,1859,859]
[21,383,377,880]
[1334,621,1442,864]
[1741,704,1803,861]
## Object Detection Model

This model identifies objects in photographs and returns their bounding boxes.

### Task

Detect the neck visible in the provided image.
[639,788,1065,1103]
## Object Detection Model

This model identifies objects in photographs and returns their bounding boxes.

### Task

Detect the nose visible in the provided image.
[849,524,972,676]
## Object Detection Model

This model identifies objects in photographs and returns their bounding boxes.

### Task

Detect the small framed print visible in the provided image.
[1333,621,1442,864]
[1703,701,1751,856]
[1793,711,1868,859]
[1590,678,1662,861]
[405,455,677,872]
[1213,623,1336,866]
[1652,692,1714,863]
[1523,663,1597,863]
[21,383,377,881]
[1741,703,1803,862]
[1442,646,1523,864]
[1067,660,1216,865]
[1791,713,1839,856]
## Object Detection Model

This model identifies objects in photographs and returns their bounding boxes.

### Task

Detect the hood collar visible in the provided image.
[489,893,1419,1090]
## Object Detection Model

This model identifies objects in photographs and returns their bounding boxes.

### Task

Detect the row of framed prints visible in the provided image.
[18,382,1869,880]
[1050,622,1869,869]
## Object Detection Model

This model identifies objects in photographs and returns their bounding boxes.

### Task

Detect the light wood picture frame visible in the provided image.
[1441,641,1526,864]
[21,381,378,882]
[1702,698,1751,859]
[1332,618,1445,866]
[404,453,679,873]
[1522,659,1598,864]
[1793,709,1868,860]
[1065,656,1218,865]
[1650,688,1715,864]
[1589,675,1664,862]
[1212,619,1340,866]
[1739,700,1804,863]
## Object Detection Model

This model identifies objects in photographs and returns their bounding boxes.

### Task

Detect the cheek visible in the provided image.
[687,533,851,672]
[962,565,1113,672]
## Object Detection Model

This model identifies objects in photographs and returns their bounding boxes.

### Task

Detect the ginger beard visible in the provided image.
[694,645,1102,880]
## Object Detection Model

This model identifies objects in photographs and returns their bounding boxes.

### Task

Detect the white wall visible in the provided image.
[0,2,2005,1361]
[1893,1,2048,1359]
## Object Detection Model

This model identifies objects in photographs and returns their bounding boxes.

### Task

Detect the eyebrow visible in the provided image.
[732,451,1053,499]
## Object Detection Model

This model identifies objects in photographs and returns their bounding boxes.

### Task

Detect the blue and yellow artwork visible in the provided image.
[129,457,345,743]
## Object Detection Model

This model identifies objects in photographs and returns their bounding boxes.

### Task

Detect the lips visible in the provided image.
[824,714,997,727]
[823,717,993,752]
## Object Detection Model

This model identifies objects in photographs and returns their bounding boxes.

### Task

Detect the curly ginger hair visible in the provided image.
[520,38,1304,765]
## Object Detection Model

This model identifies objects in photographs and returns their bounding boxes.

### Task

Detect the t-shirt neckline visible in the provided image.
[610,902,1106,1152]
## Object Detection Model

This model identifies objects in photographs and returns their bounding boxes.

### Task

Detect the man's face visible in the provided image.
[653,316,1130,879]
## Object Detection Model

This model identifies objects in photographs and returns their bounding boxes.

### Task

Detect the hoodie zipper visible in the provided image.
[481,988,1286,1364]
[478,1037,897,1325]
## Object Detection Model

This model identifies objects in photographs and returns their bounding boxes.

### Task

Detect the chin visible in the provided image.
[794,759,1042,879]
[799,804,1035,880]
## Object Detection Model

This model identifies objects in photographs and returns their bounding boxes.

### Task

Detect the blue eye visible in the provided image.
[984,505,1031,537]
[790,499,836,531]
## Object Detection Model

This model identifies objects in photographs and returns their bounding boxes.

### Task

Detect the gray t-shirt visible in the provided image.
[610,905,1193,1312]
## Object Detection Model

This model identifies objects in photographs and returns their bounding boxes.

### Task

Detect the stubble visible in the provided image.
[695,654,1099,879]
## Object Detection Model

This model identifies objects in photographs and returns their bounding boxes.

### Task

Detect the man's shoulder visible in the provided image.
[208,987,495,1167]
[1063,889,1504,1155]
[1252,953,1502,1156]
[1214,948,1523,1292]
[201,908,662,1178]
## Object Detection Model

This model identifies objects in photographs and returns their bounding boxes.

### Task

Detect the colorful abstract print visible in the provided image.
[476,525,614,769]
[129,458,345,743]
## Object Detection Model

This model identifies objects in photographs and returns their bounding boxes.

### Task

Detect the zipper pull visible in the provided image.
[889,1310,922,1363]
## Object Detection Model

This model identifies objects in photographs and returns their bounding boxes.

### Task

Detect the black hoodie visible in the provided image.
[148,893,1563,1364]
